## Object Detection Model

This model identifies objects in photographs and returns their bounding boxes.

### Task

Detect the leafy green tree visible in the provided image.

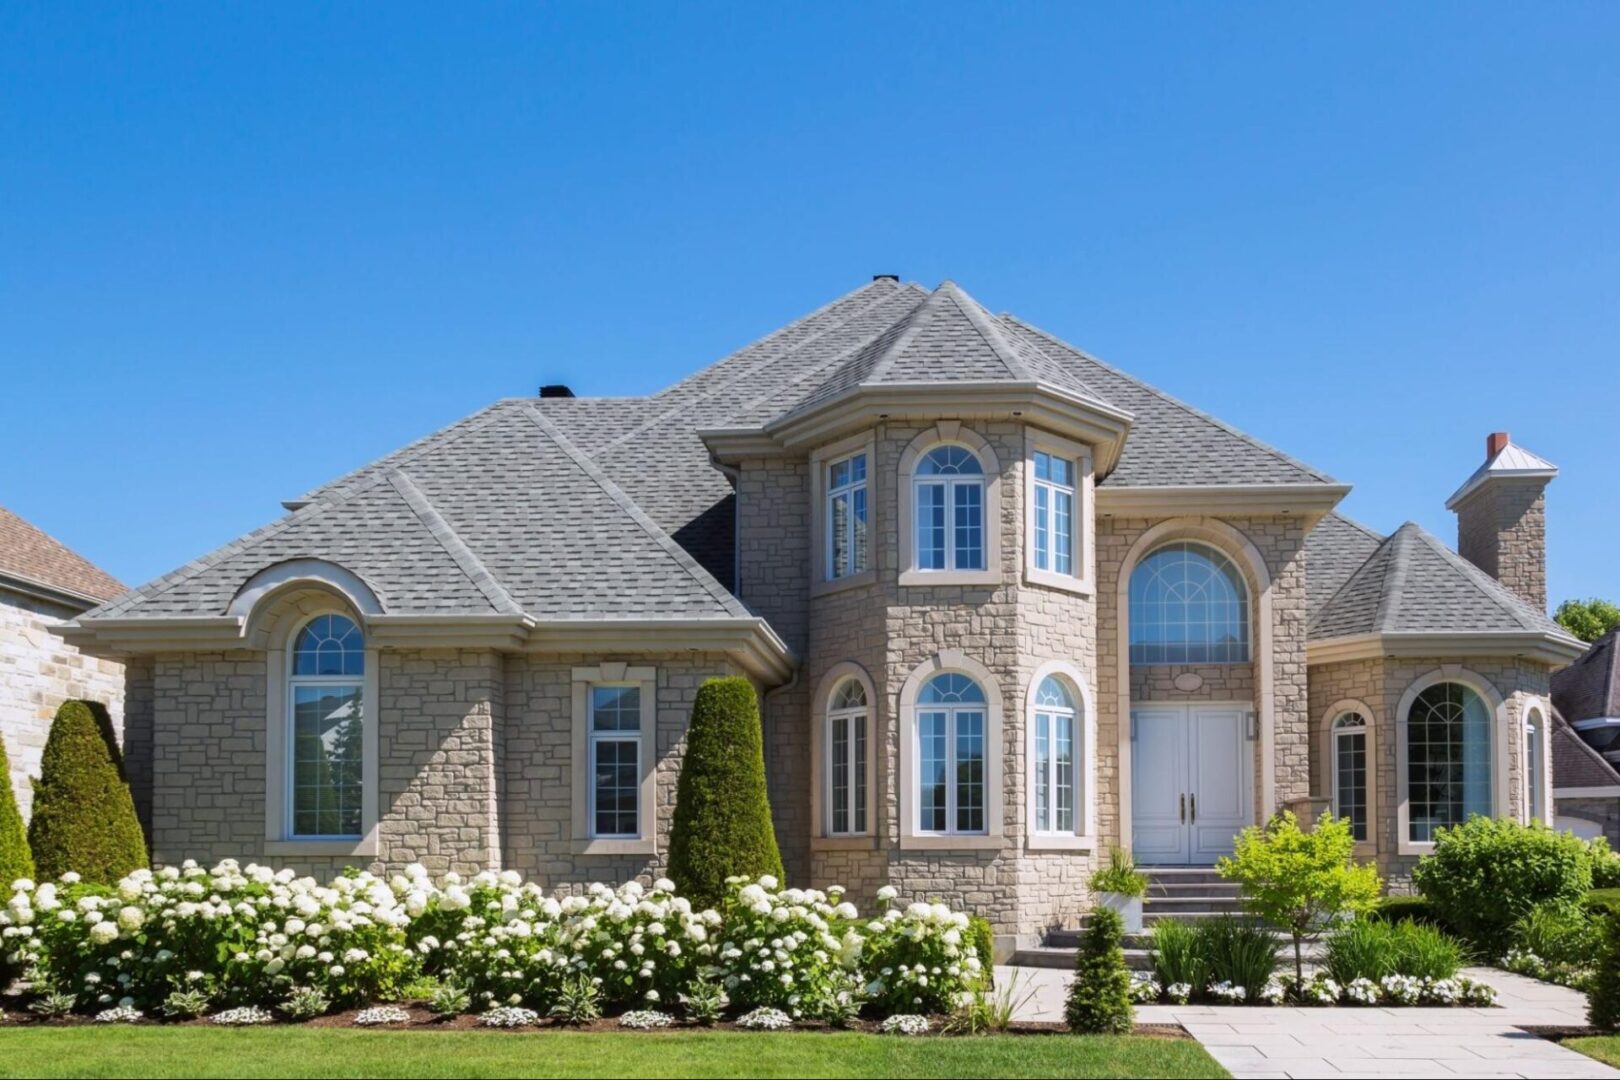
[1555,597,1620,643]
[1217,810,1381,990]
[27,699,148,883]
[0,731,33,886]
[1064,905,1133,1033]
[668,677,783,908]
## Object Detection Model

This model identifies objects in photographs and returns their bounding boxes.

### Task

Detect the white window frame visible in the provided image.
[1329,708,1372,849]
[897,423,1002,588]
[586,684,644,841]
[1024,430,1094,595]
[825,451,869,582]
[897,651,1005,850]
[264,608,380,858]
[824,680,870,838]
[1525,702,1551,824]
[571,664,658,855]
[1394,667,1510,857]
[810,431,878,596]
[1024,660,1096,851]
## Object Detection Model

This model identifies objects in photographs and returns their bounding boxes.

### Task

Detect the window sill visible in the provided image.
[897,568,999,588]
[811,570,877,599]
[1396,840,1435,858]
[572,838,657,856]
[898,833,1005,852]
[1022,568,1094,596]
[265,838,378,858]
[811,835,879,852]
[1025,833,1095,852]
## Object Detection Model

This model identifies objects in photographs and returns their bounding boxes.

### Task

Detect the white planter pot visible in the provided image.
[1097,891,1144,933]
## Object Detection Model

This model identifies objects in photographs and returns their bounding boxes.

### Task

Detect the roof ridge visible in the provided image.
[1409,522,1542,632]
[1001,314,1338,485]
[938,282,1033,382]
[1308,525,1393,636]
[388,471,521,616]
[1331,511,1384,543]
[597,281,904,453]
[524,404,750,618]
[1373,525,1415,633]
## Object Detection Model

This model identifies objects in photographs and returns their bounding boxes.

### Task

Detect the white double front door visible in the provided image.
[1131,704,1253,865]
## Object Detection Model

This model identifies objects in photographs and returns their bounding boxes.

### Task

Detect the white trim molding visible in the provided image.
[1393,666,1510,857]
[1555,785,1620,799]
[896,423,1003,588]
[1320,698,1377,858]
[1096,483,1350,523]
[1023,429,1095,596]
[570,664,659,856]
[810,662,880,852]
[1307,631,1585,668]
[1524,699,1553,824]
[809,430,879,598]
[1024,659,1097,851]
[897,651,1005,851]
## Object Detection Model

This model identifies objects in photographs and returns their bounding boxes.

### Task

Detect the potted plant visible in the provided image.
[1090,848,1149,932]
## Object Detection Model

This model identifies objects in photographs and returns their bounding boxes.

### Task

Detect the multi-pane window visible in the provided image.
[1128,542,1250,664]
[1526,708,1546,822]
[916,672,987,834]
[289,614,365,839]
[589,686,642,838]
[827,453,869,580]
[1032,451,1077,577]
[826,679,869,835]
[914,446,985,572]
[1332,712,1369,842]
[1032,676,1077,834]
[1406,682,1491,843]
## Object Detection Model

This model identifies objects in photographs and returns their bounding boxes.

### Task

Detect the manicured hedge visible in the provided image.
[667,678,784,908]
[0,731,33,888]
[26,699,147,884]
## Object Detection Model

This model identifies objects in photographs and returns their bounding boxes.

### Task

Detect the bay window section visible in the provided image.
[1032,676,1076,834]
[1032,451,1076,577]
[916,672,987,835]
[1406,682,1492,843]
[1331,712,1369,842]
[914,446,985,572]
[827,453,869,580]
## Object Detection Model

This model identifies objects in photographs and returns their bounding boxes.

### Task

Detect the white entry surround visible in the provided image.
[1131,704,1255,864]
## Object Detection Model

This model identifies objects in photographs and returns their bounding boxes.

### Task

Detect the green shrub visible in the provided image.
[1064,907,1133,1034]
[1392,919,1465,981]
[667,678,783,908]
[1325,918,1398,984]
[1590,913,1620,1031]
[1589,839,1620,890]
[1196,915,1279,998]
[1587,889,1620,920]
[967,915,995,973]
[0,731,34,887]
[1090,848,1148,898]
[1515,903,1601,969]
[1372,894,1446,928]
[26,700,147,884]
[1148,918,1206,994]
[1412,817,1592,955]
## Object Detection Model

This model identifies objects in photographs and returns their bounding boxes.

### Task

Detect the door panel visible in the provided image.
[1131,708,1189,863]
[1189,707,1251,862]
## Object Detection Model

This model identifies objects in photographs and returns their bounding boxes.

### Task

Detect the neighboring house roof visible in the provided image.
[1308,521,1582,659]
[0,505,125,607]
[1446,439,1558,509]
[1552,707,1620,791]
[1303,511,1385,620]
[1552,626,1620,724]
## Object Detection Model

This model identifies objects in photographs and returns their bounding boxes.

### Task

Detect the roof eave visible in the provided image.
[1444,467,1558,510]
[0,569,115,612]
[1307,629,1588,667]
[1097,483,1351,523]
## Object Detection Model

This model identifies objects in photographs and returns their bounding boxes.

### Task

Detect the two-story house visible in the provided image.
[62,277,1584,950]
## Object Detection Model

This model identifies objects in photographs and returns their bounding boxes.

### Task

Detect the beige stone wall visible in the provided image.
[0,587,125,820]
[1456,479,1549,610]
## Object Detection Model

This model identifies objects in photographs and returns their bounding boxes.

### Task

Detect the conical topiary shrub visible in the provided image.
[1065,905,1135,1034]
[667,676,784,908]
[27,699,147,883]
[0,731,33,886]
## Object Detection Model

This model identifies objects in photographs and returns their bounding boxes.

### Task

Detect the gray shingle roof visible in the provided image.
[1552,627,1620,724]
[1309,520,1574,641]
[1304,512,1385,620]
[1552,709,1620,789]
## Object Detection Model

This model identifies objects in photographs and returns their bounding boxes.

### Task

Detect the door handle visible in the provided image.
[1190,794,1197,824]
[1179,794,1186,823]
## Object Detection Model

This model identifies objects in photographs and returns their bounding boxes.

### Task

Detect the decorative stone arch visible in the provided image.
[810,661,880,848]
[1394,665,1511,856]
[1115,517,1275,852]
[1025,658,1097,849]
[1522,697,1553,824]
[896,422,1003,587]
[1320,697,1378,855]
[896,650,1005,849]
[230,558,384,650]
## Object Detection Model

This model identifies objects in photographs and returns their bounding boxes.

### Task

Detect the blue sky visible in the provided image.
[2,4,1616,608]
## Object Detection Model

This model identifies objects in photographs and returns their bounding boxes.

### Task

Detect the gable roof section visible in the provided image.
[1552,627,1620,724]
[1552,708,1620,791]
[0,505,125,607]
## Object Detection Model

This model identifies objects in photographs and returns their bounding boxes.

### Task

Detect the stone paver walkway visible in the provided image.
[998,964,1617,1079]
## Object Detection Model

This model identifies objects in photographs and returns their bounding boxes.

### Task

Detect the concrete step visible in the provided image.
[1143,895,1246,913]
[1012,945,1157,971]
[1140,867,1227,886]
[1147,880,1241,899]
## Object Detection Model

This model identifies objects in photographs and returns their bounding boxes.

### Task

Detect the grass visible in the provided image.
[0,1027,1229,1079]
[1566,1036,1620,1069]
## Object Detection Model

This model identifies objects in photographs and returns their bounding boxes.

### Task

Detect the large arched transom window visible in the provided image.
[1405,682,1492,843]
[1032,676,1077,835]
[825,678,870,836]
[1331,711,1369,842]
[288,614,365,839]
[916,672,987,834]
[1128,541,1250,664]
[913,446,986,572]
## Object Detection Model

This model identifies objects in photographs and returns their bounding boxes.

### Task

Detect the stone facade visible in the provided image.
[0,585,124,819]
[1456,478,1550,610]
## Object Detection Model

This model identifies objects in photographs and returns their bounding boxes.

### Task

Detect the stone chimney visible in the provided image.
[1445,432,1557,609]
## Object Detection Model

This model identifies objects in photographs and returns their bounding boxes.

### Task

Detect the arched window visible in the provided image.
[288,614,365,839]
[1406,682,1492,843]
[1331,711,1369,842]
[1525,706,1548,823]
[916,672,987,834]
[1128,542,1250,664]
[913,446,986,572]
[826,679,870,836]
[1032,676,1077,835]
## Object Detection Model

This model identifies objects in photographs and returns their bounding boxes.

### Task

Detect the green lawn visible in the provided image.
[0,1027,1228,1079]
[1566,1036,1620,1069]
